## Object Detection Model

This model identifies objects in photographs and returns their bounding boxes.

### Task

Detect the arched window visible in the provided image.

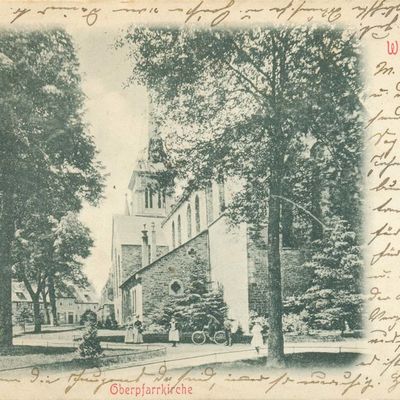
[144,188,149,208]
[149,188,153,208]
[218,181,226,212]
[145,186,153,208]
[172,221,176,248]
[177,215,182,246]
[157,191,162,208]
[187,204,192,239]
[195,195,201,234]
[205,183,213,224]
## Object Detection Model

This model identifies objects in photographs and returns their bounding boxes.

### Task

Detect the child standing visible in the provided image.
[251,319,264,354]
[168,317,180,347]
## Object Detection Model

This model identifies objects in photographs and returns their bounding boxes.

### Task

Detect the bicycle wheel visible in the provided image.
[213,331,227,345]
[192,331,206,345]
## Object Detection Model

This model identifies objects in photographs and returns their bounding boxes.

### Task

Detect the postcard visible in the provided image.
[0,0,399,399]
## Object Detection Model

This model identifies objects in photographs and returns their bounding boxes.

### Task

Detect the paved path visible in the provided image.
[13,328,368,373]
[11,326,368,372]
[107,340,369,371]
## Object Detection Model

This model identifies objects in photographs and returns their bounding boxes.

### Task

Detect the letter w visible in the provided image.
[387,41,399,55]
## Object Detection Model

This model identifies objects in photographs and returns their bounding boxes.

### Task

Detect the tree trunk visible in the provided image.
[266,174,285,367]
[0,257,13,348]
[32,296,42,333]
[0,189,14,349]
[42,287,50,325]
[282,202,294,248]
[48,275,58,326]
[310,144,323,241]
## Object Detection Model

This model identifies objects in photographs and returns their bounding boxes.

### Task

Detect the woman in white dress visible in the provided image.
[168,317,180,347]
[251,319,264,354]
[124,317,134,344]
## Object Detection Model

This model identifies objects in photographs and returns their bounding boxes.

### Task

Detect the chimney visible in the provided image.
[150,222,157,262]
[141,225,150,267]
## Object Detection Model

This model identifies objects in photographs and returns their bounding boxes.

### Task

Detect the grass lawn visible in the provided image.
[174,352,362,373]
[237,352,362,369]
[0,345,140,372]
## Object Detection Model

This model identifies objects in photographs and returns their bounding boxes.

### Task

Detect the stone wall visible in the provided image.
[247,225,311,318]
[247,226,269,317]
[120,244,169,284]
[281,249,311,297]
[122,231,210,325]
[121,245,142,284]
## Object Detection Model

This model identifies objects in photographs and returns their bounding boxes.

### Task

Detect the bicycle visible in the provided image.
[191,326,227,345]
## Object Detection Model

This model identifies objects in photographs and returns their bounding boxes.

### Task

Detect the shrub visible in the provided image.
[151,255,228,333]
[143,322,166,335]
[15,305,33,332]
[283,312,309,335]
[104,316,119,330]
[78,320,102,359]
[80,310,97,325]
[300,218,363,331]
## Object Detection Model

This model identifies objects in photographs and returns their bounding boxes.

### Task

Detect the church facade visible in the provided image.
[100,114,309,333]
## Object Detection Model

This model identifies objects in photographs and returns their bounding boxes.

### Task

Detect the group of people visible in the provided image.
[213,315,264,352]
[124,315,180,346]
[124,315,144,344]
[124,314,265,354]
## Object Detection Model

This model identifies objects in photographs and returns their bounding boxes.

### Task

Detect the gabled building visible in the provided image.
[12,280,98,325]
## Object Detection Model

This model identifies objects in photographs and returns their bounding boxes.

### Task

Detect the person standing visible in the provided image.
[124,316,134,344]
[223,318,233,346]
[133,315,144,344]
[168,317,180,347]
[251,319,264,354]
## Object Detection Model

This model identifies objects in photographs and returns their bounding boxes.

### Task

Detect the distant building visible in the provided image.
[56,285,98,325]
[12,280,98,325]
[98,270,115,323]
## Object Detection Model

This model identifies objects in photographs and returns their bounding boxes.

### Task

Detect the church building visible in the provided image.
[101,104,308,333]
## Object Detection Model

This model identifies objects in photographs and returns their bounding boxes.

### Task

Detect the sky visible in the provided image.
[68,27,150,296]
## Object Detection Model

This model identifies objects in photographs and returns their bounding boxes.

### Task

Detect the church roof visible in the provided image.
[112,214,167,248]
[128,159,165,190]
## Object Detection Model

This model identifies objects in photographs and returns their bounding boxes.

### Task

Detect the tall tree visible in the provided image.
[301,217,363,332]
[12,212,93,333]
[0,31,104,346]
[119,27,362,366]
[48,212,92,326]
[0,49,18,348]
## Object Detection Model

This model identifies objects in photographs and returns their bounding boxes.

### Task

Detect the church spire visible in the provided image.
[124,193,130,216]
[148,95,156,140]
[147,94,167,164]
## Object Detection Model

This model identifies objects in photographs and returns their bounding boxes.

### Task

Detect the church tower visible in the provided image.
[110,95,171,324]
[127,96,172,218]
